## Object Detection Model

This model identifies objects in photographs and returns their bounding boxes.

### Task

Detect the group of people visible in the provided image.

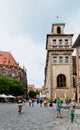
[28,98,49,107]
[36,98,49,107]
[28,99,35,106]
[18,97,76,123]
[56,97,75,123]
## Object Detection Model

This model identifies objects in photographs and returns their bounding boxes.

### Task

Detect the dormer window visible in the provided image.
[57,26,61,34]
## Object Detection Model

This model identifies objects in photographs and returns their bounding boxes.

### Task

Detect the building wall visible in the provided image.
[75,40,80,102]
[45,53,51,99]
[44,23,76,101]
[0,65,27,90]
[0,51,28,94]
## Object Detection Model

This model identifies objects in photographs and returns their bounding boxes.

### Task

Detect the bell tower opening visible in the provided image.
[57,26,61,34]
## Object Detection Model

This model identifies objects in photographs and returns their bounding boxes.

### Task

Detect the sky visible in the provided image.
[0,0,80,88]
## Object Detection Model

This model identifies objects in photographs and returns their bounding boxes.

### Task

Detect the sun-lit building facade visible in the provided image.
[44,22,77,101]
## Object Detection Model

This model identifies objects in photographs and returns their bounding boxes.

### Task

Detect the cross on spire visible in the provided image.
[56,16,59,19]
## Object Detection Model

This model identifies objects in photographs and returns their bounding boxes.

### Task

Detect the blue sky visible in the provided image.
[0,0,80,88]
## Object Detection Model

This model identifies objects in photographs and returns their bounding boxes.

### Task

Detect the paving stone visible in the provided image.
[0,103,80,130]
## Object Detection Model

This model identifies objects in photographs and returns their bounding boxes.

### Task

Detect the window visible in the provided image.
[65,39,68,46]
[65,57,69,63]
[2,71,6,77]
[11,71,15,78]
[73,77,76,87]
[79,86,80,93]
[53,57,57,63]
[57,27,61,34]
[53,39,56,46]
[59,39,62,47]
[59,57,63,63]
[57,74,66,87]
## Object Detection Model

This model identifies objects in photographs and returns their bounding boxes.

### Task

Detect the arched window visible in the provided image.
[57,26,61,34]
[57,74,66,87]
[2,71,7,77]
[11,71,15,78]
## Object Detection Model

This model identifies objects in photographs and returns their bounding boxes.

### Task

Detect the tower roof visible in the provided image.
[53,16,65,25]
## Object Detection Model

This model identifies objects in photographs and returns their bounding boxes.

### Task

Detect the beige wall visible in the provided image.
[44,23,76,101]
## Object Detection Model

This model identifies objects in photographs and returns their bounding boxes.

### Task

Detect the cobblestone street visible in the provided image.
[0,102,80,130]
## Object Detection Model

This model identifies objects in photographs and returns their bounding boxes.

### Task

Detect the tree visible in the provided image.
[36,90,40,95]
[28,90,40,98]
[0,77,25,96]
[28,90,36,98]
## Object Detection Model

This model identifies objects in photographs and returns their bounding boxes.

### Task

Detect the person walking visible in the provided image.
[40,99,43,107]
[28,99,32,106]
[18,99,23,114]
[56,97,63,118]
[32,99,34,106]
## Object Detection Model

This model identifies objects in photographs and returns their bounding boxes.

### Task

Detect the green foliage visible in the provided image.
[36,90,40,95]
[0,77,25,96]
[28,90,37,98]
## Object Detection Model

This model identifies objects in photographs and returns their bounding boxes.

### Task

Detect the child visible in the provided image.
[68,104,75,123]
[56,97,63,118]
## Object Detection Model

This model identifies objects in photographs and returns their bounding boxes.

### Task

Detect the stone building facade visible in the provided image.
[0,51,28,95]
[73,34,80,103]
[44,22,76,101]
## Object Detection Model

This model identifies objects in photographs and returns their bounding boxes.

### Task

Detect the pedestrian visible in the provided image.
[40,99,43,107]
[71,100,76,108]
[32,99,34,106]
[29,99,32,106]
[37,99,39,104]
[68,104,75,123]
[18,99,23,114]
[56,97,63,118]
[43,99,47,107]
[22,99,25,106]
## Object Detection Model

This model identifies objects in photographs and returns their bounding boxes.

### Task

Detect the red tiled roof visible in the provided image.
[0,51,18,66]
